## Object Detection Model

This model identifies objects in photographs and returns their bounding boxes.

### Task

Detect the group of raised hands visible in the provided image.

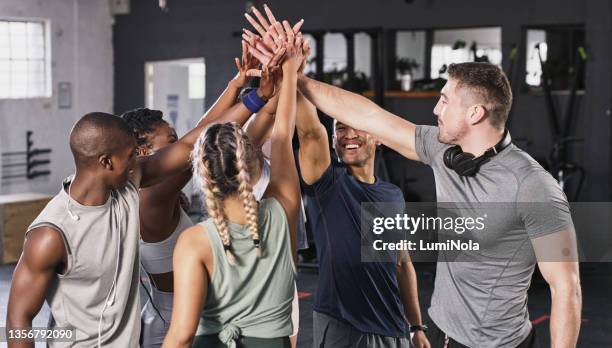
[229,4,311,99]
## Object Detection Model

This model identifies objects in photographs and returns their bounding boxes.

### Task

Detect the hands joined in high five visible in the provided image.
[238,4,309,92]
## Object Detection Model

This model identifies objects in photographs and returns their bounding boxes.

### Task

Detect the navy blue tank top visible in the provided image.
[303,161,407,337]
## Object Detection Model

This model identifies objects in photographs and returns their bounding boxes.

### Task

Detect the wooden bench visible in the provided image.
[0,193,52,264]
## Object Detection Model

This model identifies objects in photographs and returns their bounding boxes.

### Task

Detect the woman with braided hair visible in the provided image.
[121,40,282,348]
[163,21,304,348]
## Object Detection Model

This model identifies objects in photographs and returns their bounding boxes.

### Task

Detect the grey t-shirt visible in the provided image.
[415,125,573,347]
[27,177,141,347]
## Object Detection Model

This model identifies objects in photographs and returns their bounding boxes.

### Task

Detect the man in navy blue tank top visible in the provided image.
[295,91,430,348]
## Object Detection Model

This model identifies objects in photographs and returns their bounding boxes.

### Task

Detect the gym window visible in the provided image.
[430,27,503,79]
[188,62,206,99]
[0,19,51,99]
[524,25,586,91]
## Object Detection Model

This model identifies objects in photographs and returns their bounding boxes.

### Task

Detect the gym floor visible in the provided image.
[0,263,610,347]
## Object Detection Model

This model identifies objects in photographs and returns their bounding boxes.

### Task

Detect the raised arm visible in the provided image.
[135,49,283,188]
[7,227,65,348]
[196,41,259,125]
[244,96,276,148]
[293,40,330,184]
[244,70,281,147]
[143,44,272,201]
[262,24,302,260]
[243,6,420,161]
[136,100,249,188]
[296,90,330,184]
[297,75,420,161]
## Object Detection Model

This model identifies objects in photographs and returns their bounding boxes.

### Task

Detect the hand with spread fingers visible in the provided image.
[243,4,304,66]
[242,30,274,66]
[229,40,261,89]
[279,21,305,73]
[244,4,303,50]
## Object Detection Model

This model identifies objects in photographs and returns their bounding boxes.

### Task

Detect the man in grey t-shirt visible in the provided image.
[415,125,574,347]
[297,62,581,347]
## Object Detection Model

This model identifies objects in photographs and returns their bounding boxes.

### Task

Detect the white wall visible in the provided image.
[0,0,113,195]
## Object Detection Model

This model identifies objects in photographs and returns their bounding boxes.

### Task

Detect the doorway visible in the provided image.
[144,57,206,200]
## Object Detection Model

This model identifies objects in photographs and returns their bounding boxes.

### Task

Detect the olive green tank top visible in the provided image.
[196,198,296,346]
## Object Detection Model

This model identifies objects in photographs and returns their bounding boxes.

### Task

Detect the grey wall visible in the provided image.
[113,0,612,201]
[0,0,113,195]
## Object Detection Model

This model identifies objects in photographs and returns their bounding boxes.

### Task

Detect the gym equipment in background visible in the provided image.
[536,44,587,201]
[1,131,52,183]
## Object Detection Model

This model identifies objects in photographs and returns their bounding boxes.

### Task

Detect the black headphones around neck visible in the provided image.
[443,129,512,177]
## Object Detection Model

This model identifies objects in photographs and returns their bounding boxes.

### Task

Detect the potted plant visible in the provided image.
[396,57,420,91]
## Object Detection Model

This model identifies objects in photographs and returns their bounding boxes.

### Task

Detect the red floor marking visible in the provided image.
[531,315,550,325]
[532,315,589,325]
[297,291,312,299]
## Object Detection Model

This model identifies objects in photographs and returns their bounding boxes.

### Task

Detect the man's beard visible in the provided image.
[437,123,468,145]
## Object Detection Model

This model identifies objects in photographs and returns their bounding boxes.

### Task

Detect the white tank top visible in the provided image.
[252,159,271,200]
[139,207,194,274]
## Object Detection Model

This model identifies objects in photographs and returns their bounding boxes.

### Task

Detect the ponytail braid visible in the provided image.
[192,129,237,265]
[233,127,261,256]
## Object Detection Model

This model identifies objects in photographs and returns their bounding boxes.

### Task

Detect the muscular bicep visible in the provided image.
[532,228,580,292]
[531,228,579,264]
[7,227,65,326]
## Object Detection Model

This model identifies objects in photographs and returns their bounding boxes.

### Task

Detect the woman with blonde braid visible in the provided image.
[163,22,304,348]
[120,41,276,348]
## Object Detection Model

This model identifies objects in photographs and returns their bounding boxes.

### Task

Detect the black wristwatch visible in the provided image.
[410,324,428,333]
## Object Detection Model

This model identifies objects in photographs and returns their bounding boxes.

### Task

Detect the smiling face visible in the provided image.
[433,78,470,144]
[333,121,378,166]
